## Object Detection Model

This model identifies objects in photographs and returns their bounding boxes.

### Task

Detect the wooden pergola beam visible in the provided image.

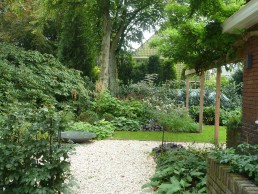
[185,69,196,76]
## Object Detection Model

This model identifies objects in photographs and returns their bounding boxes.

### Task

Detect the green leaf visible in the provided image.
[158,182,181,194]
[190,171,204,177]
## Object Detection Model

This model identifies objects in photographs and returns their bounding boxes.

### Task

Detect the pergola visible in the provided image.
[186,0,258,144]
[185,67,222,144]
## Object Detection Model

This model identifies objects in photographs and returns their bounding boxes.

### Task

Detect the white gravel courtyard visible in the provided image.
[70,140,213,194]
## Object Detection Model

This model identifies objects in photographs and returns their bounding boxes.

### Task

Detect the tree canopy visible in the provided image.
[0,0,247,91]
[151,0,245,73]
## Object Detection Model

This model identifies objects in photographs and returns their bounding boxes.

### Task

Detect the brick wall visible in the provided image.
[241,24,258,144]
[207,157,258,194]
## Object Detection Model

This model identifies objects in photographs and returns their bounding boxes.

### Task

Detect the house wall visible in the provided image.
[241,24,258,144]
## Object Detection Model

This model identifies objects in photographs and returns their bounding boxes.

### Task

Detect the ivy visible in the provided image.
[152,0,244,72]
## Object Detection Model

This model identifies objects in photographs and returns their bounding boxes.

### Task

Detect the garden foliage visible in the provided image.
[111,117,141,131]
[67,121,115,140]
[0,43,90,192]
[225,111,242,148]
[143,146,208,193]
[0,104,74,193]
[154,111,198,133]
[93,92,147,122]
[0,42,90,113]
[119,75,198,133]
[211,144,258,185]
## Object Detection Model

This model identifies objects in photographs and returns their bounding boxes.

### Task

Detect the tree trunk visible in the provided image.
[97,3,111,92]
[109,49,119,96]
[108,24,125,95]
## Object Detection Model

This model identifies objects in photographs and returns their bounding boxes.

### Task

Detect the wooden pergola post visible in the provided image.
[185,69,196,111]
[199,70,205,133]
[185,78,190,111]
[215,67,221,144]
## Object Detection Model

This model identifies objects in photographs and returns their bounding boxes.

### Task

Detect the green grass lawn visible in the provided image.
[111,125,226,143]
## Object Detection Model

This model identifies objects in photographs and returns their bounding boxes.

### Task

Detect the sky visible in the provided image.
[130,31,155,49]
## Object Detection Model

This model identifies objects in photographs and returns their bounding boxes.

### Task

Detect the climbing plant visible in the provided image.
[151,0,245,72]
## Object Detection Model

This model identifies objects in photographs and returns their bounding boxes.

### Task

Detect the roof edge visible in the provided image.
[222,0,258,34]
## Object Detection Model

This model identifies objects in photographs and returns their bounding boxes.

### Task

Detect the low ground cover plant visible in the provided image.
[111,117,142,131]
[211,144,258,185]
[143,145,208,193]
[67,120,115,140]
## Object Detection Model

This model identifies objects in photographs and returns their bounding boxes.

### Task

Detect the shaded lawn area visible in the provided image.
[111,125,226,143]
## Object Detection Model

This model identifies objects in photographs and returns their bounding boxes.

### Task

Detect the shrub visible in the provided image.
[149,105,198,133]
[156,111,198,133]
[147,55,162,83]
[0,42,90,113]
[93,92,146,121]
[119,76,185,105]
[0,104,74,193]
[162,59,177,81]
[226,112,242,130]
[93,92,121,116]
[225,112,242,148]
[111,117,142,131]
[118,74,159,100]
[67,120,115,140]
[121,100,148,121]
[78,110,99,124]
[102,112,115,121]
[189,106,241,126]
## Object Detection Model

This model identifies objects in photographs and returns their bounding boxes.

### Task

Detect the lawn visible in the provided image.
[111,125,226,143]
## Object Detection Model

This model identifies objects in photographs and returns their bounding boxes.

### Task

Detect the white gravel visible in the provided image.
[70,140,214,194]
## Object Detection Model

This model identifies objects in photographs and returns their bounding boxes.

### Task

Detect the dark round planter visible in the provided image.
[61,131,96,143]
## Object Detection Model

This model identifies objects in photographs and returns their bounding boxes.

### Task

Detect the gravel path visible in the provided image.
[70,140,213,194]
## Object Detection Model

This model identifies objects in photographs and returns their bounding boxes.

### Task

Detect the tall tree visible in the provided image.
[0,0,58,54]
[57,1,99,78]
[14,0,101,78]
[95,0,165,94]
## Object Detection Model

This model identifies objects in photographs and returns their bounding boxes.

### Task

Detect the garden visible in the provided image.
[0,41,246,193]
[1,0,256,193]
